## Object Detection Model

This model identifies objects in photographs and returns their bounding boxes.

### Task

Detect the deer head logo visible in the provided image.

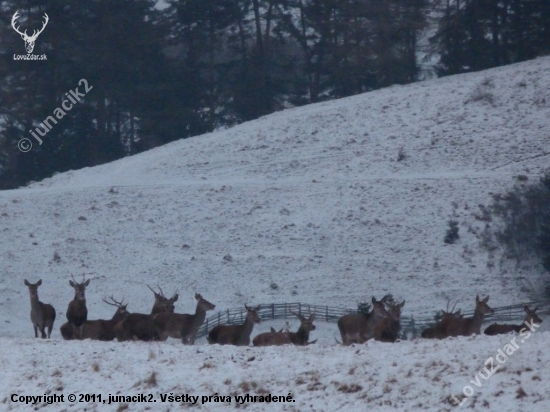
[12,11,49,54]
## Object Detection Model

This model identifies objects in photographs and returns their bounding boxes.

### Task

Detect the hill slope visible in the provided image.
[1,57,550,340]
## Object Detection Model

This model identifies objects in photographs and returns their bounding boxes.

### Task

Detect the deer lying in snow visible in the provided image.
[484,306,542,335]
[253,311,316,346]
[61,296,129,341]
[208,304,261,346]
[114,285,177,341]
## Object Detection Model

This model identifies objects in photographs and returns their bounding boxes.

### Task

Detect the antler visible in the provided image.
[147,284,163,297]
[290,310,306,321]
[30,13,49,40]
[11,11,48,40]
[102,295,125,308]
[11,11,26,37]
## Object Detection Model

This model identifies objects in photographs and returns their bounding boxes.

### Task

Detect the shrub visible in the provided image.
[484,170,550,271]
[444,219,460,244]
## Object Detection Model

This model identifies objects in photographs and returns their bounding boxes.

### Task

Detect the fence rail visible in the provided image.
[196,300,550,340]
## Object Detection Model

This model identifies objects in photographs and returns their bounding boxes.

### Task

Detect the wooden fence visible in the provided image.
[196,300,550,340]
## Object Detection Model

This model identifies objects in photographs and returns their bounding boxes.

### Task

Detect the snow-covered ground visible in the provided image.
[1,57,550,411]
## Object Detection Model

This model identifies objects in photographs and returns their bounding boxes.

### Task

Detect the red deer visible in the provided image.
[421,308,463,339]
[373,299,405,342]
[153,293,215,344]
[484,306,542,335]
[114,285,177,341]
[66,276,90,339]
[24,279,56,338]
[207,304,261,346]
[438,295,493,338]
[253,311,316,346]
[60,296,129,341]
[337,296,389,345]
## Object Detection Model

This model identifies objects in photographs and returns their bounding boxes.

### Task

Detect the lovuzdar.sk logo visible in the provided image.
[12,10,48,60]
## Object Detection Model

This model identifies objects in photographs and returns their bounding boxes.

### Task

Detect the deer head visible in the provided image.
[69,275,90,300]
[12,11,49,54]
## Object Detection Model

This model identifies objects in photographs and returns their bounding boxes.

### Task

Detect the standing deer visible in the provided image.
[484,306,542,335]
[207,304,261,346]
[24,279,56,338]
[439,295,493,338]
[337,296,389,345]
[421,308,463,339]
[253,311,316,346]
[114,285,178,341]
[373,299,405,342]
[60,296,129,341]
[66,276,90,339]
[153,293,215,344]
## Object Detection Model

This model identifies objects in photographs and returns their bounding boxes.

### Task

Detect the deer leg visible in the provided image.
[33,325,38,338]
[40,326,47,339]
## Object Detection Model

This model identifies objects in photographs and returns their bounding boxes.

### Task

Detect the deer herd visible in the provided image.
[23,277,543,347]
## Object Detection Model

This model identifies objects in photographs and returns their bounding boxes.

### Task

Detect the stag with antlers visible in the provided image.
[11,11,49,54]
[113,285,177,341]
[61,296,129,341]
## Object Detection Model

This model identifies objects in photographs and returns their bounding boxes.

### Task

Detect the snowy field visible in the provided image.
[1,57,550,410]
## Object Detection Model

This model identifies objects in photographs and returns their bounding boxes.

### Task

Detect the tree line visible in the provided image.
[0,0,548,189]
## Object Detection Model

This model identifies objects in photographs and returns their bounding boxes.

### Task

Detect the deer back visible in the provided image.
[422,309,463,339]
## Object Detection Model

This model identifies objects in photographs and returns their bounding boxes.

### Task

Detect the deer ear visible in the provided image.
[524,305,529,312]
[37,279,42,286]
[24,279,30,286]
[83,279,90,287]
[476,295,480,303]
[195,293,201,300]
[69,280,75,287]
[399,300,405,308]
[372,296,376,304]
[483,295,489,303]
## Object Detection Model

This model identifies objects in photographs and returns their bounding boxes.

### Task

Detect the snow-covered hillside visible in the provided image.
[1,57,550,411]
